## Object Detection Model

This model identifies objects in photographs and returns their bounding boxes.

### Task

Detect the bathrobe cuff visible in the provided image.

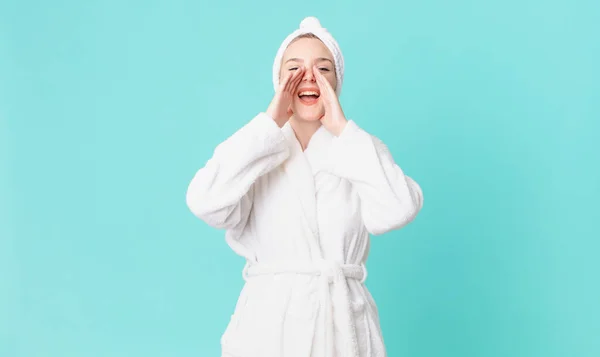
[219,112,286,156]
[328,120,374,177]
[186,111,290,230]
[327,119,423,234]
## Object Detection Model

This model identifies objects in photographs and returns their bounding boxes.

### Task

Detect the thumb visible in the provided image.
[287,105,293,118]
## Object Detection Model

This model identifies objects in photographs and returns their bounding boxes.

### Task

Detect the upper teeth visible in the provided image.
[299,91,319,96]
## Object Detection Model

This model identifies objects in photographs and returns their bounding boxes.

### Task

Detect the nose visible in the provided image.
[302,66,316,82]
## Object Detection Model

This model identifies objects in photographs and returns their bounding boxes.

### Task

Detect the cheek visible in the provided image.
[326,74,337,90]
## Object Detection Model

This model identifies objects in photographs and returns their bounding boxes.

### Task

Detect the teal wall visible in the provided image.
[1,0,598,356]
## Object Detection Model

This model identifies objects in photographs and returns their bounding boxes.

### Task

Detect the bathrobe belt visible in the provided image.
[243,260,367,357]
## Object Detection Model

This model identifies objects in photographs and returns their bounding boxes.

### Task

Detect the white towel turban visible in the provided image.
[272,16,344,96]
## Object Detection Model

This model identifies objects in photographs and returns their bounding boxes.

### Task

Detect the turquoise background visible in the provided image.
[1,0,599,356]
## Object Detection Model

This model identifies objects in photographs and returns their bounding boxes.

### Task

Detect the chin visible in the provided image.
[295,114,322,122]
[292,102,324,122]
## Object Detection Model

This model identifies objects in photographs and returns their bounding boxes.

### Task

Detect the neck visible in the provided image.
[289,117,322,151]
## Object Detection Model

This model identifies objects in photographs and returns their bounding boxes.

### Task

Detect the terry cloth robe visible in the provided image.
[186,112,424,357]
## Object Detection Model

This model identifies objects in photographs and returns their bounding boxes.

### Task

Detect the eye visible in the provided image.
[288,67,299,71]
[319,67,330,72]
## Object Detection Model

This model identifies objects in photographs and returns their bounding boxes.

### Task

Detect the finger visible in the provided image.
[314,66,331,89]
[280,71,295,91]
[289,67,305,92]
[313,66,327,89]
[284,68,302,93]
[313,67,329,99]
[314,66,335,99]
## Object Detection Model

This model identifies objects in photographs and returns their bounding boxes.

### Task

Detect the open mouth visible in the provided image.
[298,89,320,106]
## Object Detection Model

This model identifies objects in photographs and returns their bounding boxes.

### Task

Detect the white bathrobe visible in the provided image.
[186,112,423,357]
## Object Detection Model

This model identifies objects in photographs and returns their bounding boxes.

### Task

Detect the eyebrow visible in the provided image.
[284,57,334,64]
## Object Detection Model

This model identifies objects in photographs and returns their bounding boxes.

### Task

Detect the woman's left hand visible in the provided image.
[314,66,347,136]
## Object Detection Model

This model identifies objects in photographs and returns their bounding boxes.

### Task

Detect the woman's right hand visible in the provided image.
[266,67,305,127]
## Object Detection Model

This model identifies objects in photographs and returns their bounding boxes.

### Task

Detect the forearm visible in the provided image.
[327,120,423,235]
[186,112,290,228]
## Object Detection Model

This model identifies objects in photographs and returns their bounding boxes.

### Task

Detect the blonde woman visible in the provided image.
[186,16,424,357]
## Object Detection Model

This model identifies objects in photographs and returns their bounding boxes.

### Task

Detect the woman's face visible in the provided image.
[280,37,337,122]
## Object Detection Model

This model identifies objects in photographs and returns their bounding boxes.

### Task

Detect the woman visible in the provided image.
[186,16,424,357]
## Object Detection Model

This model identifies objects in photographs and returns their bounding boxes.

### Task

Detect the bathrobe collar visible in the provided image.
[280,122,334,240]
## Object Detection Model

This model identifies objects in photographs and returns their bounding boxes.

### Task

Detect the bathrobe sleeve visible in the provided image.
[328,120,424,235]
[186,113,290,230]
